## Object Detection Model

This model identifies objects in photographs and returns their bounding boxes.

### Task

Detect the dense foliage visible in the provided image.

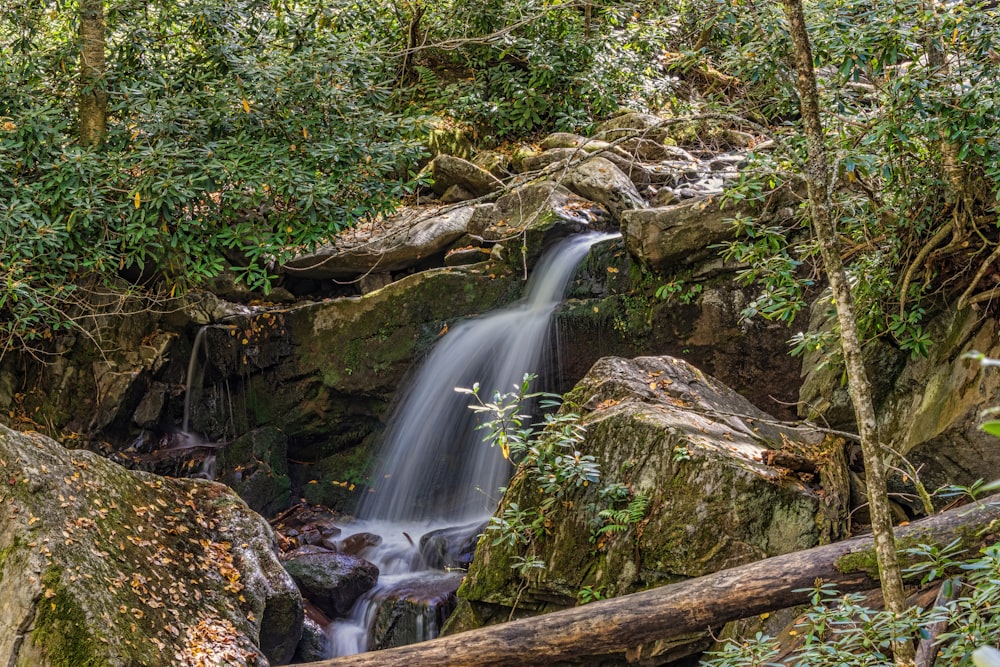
[700,0,1000,354]
[703,540,1000,667]
[0,0,428,355]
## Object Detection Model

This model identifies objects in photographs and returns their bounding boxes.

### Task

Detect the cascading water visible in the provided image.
[327,231,619,656]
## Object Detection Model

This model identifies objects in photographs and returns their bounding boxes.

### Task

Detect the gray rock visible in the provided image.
[440,183,478,203]
[563,157,649,221]
[622,180,805,271]
[283,551,379,617]
[294,616,331,662]
[0,423,302,667]
[594,112,668,143]
[449,355,848,660]
[471,150,510,178]
[539,132,612,152]
[282,205,475,279]
[800,301,1000,500]
[429,154,504,198]
[484,182,612,266]
[650,188,679,207]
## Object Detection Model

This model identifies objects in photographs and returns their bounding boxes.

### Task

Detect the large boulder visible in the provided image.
[428,155,504,199]
[563,157,648,222]
[282,205,476,280]
[483,182,613,266]
[621,181,804,271]
[447,356,848,663]
[0,424,302,667]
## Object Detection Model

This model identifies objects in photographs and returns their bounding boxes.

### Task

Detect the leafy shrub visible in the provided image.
[0,0,428,355]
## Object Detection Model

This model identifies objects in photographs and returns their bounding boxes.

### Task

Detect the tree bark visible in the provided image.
[778,0,914,664]
[79,0,107,146]
[303,498,1000,667]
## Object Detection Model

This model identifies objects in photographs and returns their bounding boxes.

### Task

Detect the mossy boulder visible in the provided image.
[483,182,613,268]
[447,356,848,663]
[0,423,302,667]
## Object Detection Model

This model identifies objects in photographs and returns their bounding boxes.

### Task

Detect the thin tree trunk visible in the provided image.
[302,498,1000,667]
[79,0,107,146]
[778,0,915,664]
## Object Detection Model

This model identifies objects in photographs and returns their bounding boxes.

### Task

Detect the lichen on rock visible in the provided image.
[0,424,302,667]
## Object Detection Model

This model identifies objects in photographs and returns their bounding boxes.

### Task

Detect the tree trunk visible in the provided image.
[79,0,107,146]
[302,498,1000,667]
[779,0,915,663]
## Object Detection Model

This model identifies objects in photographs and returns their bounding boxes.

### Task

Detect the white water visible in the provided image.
[360,232,619,523]
[327,231,619,657]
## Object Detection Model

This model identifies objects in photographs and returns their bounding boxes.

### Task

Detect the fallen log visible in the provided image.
[305,498,1000,667]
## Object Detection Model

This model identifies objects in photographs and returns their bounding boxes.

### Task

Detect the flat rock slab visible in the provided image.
[282,205,475,280]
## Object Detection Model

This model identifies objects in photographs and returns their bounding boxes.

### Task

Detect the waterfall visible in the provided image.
[182,325,210,434]
[326,231,619,657]
[359,231,619,522]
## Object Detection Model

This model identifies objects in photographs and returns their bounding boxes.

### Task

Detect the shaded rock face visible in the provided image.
[800,304,1000,499]
[447,356,848,663]
[0,424,302,667]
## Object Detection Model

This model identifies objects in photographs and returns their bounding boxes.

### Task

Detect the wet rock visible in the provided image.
[294,616,331,663]
[283,551,379,617]
[0,423,302,667]
[419,521,487,570]
[340,532,383,556]
[370,572,465,651]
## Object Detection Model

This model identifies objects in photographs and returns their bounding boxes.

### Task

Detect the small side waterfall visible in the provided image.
[327,231,619,656]
[182,325,210,434]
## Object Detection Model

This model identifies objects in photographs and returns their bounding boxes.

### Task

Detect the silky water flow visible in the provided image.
[326,232,619,656]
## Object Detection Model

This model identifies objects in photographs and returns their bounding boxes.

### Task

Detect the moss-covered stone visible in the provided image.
[30,568,106,667]
[448,356,849,664]
[0,424,302,667]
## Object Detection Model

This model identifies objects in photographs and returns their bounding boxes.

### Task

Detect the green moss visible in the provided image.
[32,568,108,667]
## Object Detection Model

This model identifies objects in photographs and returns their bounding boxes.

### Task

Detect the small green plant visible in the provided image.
[459,374,598,564]
[594,492,649,540]
[577,585,606,605]
[655,280,704,305]
[672,445,692,463]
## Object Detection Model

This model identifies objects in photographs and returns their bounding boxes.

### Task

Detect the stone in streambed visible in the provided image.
[282,551,379,617]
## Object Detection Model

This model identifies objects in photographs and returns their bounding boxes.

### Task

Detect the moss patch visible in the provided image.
[31,568,107,667]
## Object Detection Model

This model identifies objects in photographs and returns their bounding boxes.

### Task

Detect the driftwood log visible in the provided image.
[305,498,1000,667]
